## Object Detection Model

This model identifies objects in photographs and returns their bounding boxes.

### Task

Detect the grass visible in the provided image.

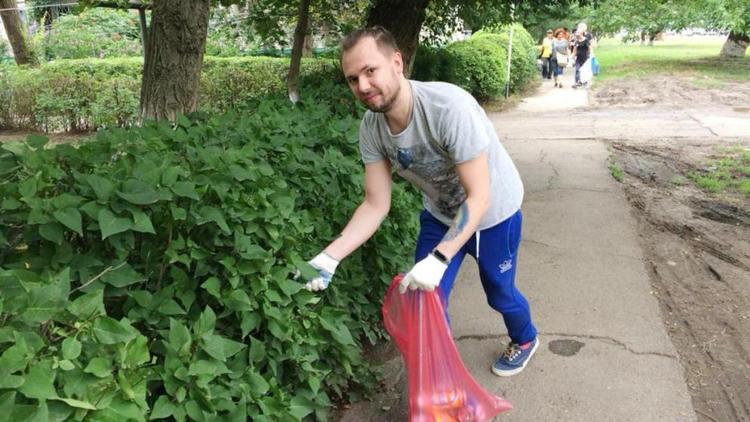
[689,145,750,196]
[594,35,750,85]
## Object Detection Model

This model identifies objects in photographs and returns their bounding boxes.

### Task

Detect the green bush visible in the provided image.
[412,24,538,101]
[37,8,142,60]
[471,25,538,93]
[0,86,421,420]
[0,57,341,132]
[443,38,508,101]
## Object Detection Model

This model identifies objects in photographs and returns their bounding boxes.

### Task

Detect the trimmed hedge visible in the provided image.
[0,57,341,132]
[0,83,422,420]
[413,24,538,101]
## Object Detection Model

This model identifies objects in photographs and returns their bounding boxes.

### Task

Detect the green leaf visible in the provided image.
[39,223,64,245]
[101,264,146,288]
[200,334,246,361]
[161,166,181,187]
[158,299,186,315]
[122,335,150,369]
[225,289,254,312]
[0,341,31,374]
[187,360,230,377]
[83,357,111,378]
[198,206,230,234]
[194,306,215,339]
[131,210,156,234]
[1,197,21,210]
[58,360,75,371]
[289,395,316,420]
[246,370,270,395]
[53,208,83,236]
[168,318,192,355]
[0,375,24,389]
[61,338,81,360]
[93,317,136,345]
[248,336,266,363]
[241,312,261,337]
[308,375,321,395]
[67,290,105,319]
[0,391,16,415]
[19,365,57,400]
[19,177,38,198]
[150,395,175,420]
[200,277,221,298]
[171,182,199,200]
[87,175,115,201]
[52,397,97,410]
[26,134,49,149]
[117,179,164,205]
[98,209,133,239]
[319,316,355,345]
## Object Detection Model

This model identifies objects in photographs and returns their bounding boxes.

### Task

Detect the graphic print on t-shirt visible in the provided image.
[391,143,466,221]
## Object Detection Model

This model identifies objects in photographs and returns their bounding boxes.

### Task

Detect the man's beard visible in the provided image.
[364,83,400,113]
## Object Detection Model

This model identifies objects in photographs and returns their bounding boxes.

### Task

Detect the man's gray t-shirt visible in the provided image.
[359,80,523,230]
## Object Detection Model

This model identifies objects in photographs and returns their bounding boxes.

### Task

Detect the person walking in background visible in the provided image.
[551,28,570,88]
[298,26,540,377]
[572,22,593,88]
[540,29,554,80]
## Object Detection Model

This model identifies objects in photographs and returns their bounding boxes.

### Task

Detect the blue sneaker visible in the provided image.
[492,337,539,377]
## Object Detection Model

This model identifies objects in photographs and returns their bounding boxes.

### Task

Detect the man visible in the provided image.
[298,27,538,377]
[540,29,554,80]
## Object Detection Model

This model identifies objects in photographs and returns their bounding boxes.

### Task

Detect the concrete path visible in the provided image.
[448,70,697,420]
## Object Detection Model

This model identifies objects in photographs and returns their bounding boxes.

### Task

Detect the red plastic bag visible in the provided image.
[383,274,512,422]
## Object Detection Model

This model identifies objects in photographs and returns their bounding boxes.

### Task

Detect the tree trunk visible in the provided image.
[140,0,210,121]
[366,0,431,77]
[0,0,37,66]
[302,33,313,57]
[287,0,311,103]
[719,30,749,59]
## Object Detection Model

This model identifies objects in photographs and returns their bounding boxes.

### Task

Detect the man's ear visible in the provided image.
[392,51,405,75]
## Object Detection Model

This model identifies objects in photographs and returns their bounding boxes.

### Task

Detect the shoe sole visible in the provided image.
[491,338,540,377]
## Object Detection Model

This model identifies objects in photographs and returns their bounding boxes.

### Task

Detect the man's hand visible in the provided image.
[399,253,448,293]
[300,252,340,291]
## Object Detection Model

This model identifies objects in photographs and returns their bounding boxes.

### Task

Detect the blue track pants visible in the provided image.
[415,209,537,344]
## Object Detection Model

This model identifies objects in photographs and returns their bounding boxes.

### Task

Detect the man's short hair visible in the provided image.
[341,26,400,56]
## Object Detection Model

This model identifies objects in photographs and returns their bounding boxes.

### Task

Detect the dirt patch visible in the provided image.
[592,75,750,108]
[610,137,750,421]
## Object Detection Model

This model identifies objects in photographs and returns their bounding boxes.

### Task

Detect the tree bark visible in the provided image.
[287,0,311,103]
[0,0,37,66]
[366,0,431,77]
[140,0,210,121]
[719,30,749,59]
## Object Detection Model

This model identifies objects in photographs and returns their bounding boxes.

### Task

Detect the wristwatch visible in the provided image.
[431,249,451,265]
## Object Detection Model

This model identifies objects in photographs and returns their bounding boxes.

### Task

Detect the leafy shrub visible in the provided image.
[0,86,421,420]
[199,57,341,113]
[472,24,538,92]
[37,8,143,60]
[443,38,508,101]
[412,24,538,101]
[0,57,341,132]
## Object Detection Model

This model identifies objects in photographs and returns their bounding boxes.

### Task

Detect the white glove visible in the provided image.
[302,252,339,291]
[399,253,448,293]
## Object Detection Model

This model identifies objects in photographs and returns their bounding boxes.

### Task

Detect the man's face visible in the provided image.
[341,37,403,113]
